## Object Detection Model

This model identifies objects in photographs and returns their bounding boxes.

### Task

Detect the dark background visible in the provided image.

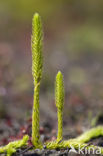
[0,0,103,132]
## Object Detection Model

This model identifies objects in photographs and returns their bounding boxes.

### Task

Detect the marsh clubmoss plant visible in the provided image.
[31,13,43,147]
[0,135,29,156]
[55,71,64,142]
[1,13,103,155]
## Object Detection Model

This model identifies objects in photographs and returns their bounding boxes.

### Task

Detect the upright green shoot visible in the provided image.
[31,13,43,147]
[55,71,64,142]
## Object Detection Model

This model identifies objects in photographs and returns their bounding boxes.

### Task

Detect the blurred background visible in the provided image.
[0,0,103,134]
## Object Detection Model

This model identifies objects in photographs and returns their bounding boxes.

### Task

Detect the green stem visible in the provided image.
[32,82,42,147]
[0,135,29,156]
[75,125,103,143]
[46,140,103,154]
[57,109,63,142]
[55,71,64,142]
[46,126,103,154]
[31,13,43,148]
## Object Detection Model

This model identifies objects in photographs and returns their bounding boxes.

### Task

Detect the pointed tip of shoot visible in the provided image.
[56,71,63,79]
[58,70,62,74]
[32,13,41,28]
[34,12,39,18]
[33,13,40,22]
